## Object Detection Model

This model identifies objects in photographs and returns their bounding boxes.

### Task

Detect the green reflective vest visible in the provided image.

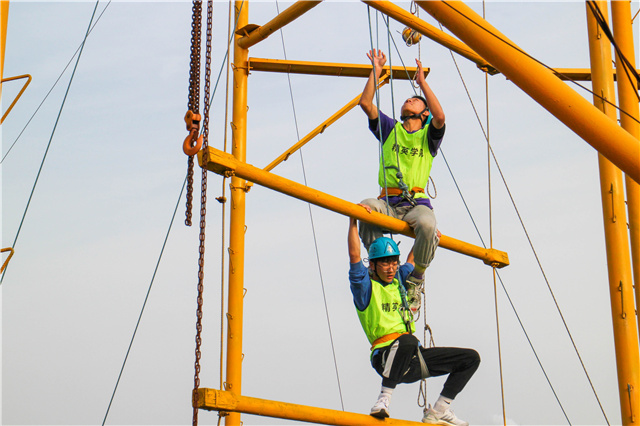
[378,121,434,199]
[356,276,416,351]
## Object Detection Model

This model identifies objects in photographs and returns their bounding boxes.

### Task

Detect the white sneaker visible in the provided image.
[406,274,424,316]
[370,395,390,418]
[422,404,468,426]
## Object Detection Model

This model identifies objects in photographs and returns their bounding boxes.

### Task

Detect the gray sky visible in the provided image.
[2,1,638,425]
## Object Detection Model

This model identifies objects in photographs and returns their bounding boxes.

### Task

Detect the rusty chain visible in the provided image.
[192,1,212,425]
[185,0,202,227]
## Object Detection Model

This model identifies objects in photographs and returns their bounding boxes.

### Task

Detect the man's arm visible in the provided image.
[348,216,362,264]
[359,50,386,120]
[415,59,445,129]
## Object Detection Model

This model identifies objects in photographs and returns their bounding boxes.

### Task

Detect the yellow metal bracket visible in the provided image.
[197,388,427,425]
[1,247,15,274]
[1,74,32,124]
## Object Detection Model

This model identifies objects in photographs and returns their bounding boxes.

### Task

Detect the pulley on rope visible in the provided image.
[402,27,421,47]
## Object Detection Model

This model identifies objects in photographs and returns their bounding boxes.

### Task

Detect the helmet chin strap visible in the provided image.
[400,107,428,122]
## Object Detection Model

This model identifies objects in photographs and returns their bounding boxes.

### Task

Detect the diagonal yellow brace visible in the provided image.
[237,1,322,49]
[1,74,32,124]
[197,388,428,425]
[199,146,509,268]
[263,73,391,173]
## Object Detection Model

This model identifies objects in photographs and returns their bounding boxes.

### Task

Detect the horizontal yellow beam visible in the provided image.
[263,74,389,172]
[197,389,425,425]
[249,57,427,80]
[199,146,509,268]
[363,0,498,75]
[237,1,322,49]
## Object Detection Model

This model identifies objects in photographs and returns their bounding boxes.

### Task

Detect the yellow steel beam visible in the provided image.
[197,388,426,425]
[225,2,249,425]
[1,0,9,98]
[362,0,498,75]
[263,74,389,173]
[587,3,640,425]
[237,1,322,49]
[248,57,425,80]
[417,1,640,185]
[612,0,640,344]
[199,146,509,268]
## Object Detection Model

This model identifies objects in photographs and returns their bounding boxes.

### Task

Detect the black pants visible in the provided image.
[371,334,480,399]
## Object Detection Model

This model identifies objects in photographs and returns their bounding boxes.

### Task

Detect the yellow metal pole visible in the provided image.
[248,57,421,80]
[586,2,640,424]
[611,0,640,344]
[1,0,9,99]
[237,0,321,49]
[263,75,389,172]
[198,388,428,425]
[199,146,509,268]
[224,1,249,425]
[362,0,497,75]
[416,1,640,185]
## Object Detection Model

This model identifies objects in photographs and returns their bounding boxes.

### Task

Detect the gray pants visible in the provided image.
[358,198,439,271]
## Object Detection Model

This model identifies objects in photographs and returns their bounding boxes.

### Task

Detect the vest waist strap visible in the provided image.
[370,332,410,350]
[378,187,424,199]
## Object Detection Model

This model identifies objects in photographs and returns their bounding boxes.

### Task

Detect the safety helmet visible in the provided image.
[368,237,401,260]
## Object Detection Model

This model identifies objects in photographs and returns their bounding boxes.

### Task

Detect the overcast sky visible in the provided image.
[2,1,639,425]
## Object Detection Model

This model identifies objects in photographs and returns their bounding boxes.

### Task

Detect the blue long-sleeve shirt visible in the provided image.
[348,261,414,311]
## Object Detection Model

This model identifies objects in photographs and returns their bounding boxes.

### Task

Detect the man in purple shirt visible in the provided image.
[357,49,446,316]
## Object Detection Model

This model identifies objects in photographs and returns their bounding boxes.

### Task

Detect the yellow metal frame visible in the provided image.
[1,74,32,124]
[1,0,9,98]
[196,2,640,424]
[586,2,639,425]
[611,0,640,345]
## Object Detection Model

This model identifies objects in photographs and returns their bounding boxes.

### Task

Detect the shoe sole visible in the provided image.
[370,409,390,419]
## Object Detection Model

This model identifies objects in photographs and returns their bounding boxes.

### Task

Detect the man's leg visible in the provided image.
[358,198,397,250]
[418,346,480,399]
[400,205,438,275]
[414,347,480,426]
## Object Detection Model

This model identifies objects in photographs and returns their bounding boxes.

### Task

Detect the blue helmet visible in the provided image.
[368,237,400,260]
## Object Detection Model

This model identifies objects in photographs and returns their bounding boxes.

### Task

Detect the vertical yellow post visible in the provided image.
[611,0,640,343]
[586,2,640,424]
[1,0,9,98]
[225,1,249,425]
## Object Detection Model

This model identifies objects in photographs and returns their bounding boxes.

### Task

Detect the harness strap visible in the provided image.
[378,187,425,199]
[416,345,430,379]
[370,332,409,351]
